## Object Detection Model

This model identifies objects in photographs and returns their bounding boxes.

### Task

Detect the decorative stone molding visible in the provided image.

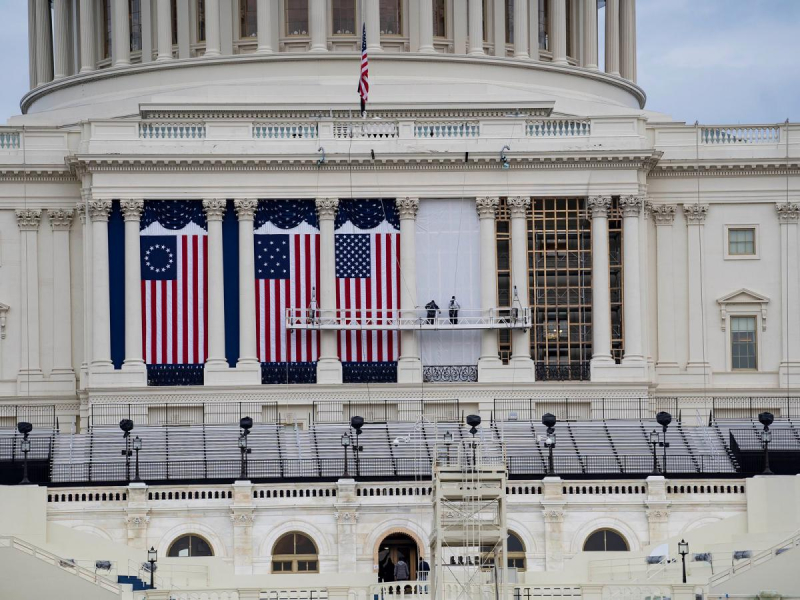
[645,508,670,523]
[126,515,150,529]
[230,512,254,524]
[542,509,565,523]
[202,199,227,221]
[651,204,676,226]
[507,196,531,218]
[75,201,88,224]
[315,197,339,220]
[88,199,113,222]
[683,204,708,225]
[776,203,800,223]
[587,196,611,218]
[333,511,359,523]
[234,198,258,220]
[395,197,419,220]
[0,303,8,339]
[15,209,42,230]
[475,197,500,219]
[619,196,643,218]
[717,289,769,331]
[120,199,145,221]
[48,209,74,230]
[643,199,653,218]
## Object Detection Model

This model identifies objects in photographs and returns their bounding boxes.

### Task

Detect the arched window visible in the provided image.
[507,532,526,571]
[167,534,214,557]
[272,532,319,573]
[583,529,629,552]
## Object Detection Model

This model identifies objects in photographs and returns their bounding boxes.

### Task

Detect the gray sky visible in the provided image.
[0,0,797,124]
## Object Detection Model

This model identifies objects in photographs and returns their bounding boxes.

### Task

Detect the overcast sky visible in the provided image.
[0,0,797,124]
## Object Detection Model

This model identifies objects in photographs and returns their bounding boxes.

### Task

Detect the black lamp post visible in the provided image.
[542,413,557,476]
[466,415,481,466]
[132,436,142,482]
[678,539,689,584]
[147,546,157,589]
[649,430,660,474]
[119,419,134,482]
[443,430,453,466]
[656,412,672,475]
[17,421,32,484]
[759,411,774,475]
[239,417,253,479]
[350,416,364,477]
[341,432,351,477]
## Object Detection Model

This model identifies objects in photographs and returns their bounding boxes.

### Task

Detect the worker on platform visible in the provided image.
[425,300,439,325]
[448,296,460,324]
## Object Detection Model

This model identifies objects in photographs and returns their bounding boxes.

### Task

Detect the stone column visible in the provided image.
[620,196,644,365]
[582,0,597,69]
[492,0,505,57]
[16,210,44,381]
[508,197,534,380]
[256,0,274,53]
[477,197,502,380]
[316,198,343,384]
[619,0,636,81]
[49,209,76,380]
[589,196,613,371]
[113,0,131,66]
[541,477,565,571]
[604,0,620,75]
[35,0,54,85]
[156,0,174,61]
[528,0,539,61]
[125,483,150,551]
[418,0,435,53]
[365,0,381,52]
[396,198,422,383]
[684,204,709,378]
[309,0,328,52]
[120,200,146,374]
[53,0,72,79]
[234,200,260,378]
[203,200,228,375]
[550,0,568,65]
[90,200,114,372]
[513,0,529,58]
[205,0,221,56]
[777,203,800,384]
[141,0,153,61]
[79,0,96,72]
[468,0,484,55]
[231,480,254,574]
[652,205,678,371]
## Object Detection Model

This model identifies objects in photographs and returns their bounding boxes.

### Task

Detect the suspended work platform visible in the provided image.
[285,307,531,331]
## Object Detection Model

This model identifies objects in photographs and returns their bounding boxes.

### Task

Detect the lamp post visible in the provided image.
[147,546,157,589]
[443,430,453,466]
[678,539,689,584]
[350,416,364,477]
[133,436,142,482]
[649,430,660,474]
[341,432,351,477]
[542,413,557,476]
[119,419,134,482]
[656,412,672,476]
[759,411,774,475]
[239,417,253,479]
[466,415,481,467]
[17,421,32,484]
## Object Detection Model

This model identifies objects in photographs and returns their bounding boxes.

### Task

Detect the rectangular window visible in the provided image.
[171,0,178,44]
[539,0,549,50]
[332,0,356,35]
[380,0,402,35]
[130,0,142,51]
[505,0,514,44]
[433,0,446,37]
[197,0,206,41]
[240,0,257,38]
[731,316,757,370]
[286,0,309,35]
[728,228,756,256]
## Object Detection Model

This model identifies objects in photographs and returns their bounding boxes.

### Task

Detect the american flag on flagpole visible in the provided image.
[358,22,369,114]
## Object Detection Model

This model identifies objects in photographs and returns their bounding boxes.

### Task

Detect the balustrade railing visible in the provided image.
[414,121,480,138]
[253,123,318,139]
[0,131,20,149]
[701,125,781,144]
[527,119,591,137]
[333,121,398,139]
[139,122,207,139]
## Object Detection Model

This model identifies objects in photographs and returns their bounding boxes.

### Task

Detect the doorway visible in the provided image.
[377,532,420,582]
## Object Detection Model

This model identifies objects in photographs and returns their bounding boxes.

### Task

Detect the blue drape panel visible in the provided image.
[108,201,126,369]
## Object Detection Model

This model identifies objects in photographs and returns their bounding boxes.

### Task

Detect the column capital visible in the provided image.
[49,208,74,230]
[507,196,531,218]
[89,200,113,222]
[315,197,339,221]
[202,198,227,221]
[16,209,42,230]
[776,202,800,223]
[120,199,145,221]
[588,196,611,218]
[683,204,708,225]
[476,197,500,219]
[619,195,643,218]
[395,197,419,220]
[651,204,677,226]
[234,198,258,221]
[543,508,565,523]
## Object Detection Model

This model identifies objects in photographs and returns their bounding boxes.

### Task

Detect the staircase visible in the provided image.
[117,574,152,591]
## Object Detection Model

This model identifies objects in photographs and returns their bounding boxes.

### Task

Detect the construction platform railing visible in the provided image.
[285,307,531,330]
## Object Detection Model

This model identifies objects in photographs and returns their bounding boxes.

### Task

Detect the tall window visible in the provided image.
[272,533,319,573]
[171,0,178,44]
[168,535,214,557]
[240,0,257,38]
[507,532,526,571]
[433,0,446,38]
[130,0,142,51]
[538,0,549,50]
[583,529,629,552]
[332,0,356,34]
[731,316,757,370]
[285,0,308,35]
[565,0,572,57]
[505,0,514,44]
[102,0,112,59]
[380,0,402,35]
[197,0,206,41]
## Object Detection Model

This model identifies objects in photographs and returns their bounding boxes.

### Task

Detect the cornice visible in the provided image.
[0,166,76,182]
[651,160,800,178]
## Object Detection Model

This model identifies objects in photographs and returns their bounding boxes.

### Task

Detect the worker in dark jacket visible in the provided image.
[394,555,410,581]
[448,296,460,324]
[425,300,439,325]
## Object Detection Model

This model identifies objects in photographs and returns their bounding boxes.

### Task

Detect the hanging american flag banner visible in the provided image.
[140,201,208,366]
[335,200,400,364]
[358,22,369,114]
[254,200,320,364]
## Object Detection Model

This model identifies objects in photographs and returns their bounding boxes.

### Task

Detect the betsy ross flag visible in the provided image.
[358,22,369,114]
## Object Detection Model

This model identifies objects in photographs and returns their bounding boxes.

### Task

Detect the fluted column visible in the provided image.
[550,0,568,65]
[49,209,76,379]
[619,0,636,81]
[582,0,597,69]
[256,0,274,53]
[316,198,343,384]
[589,196,613,369]
[53,0,72,79]
[652,205,678,371]
[477,197,502,379]
[156,0,174,61]
[777,204,800,384]
[418,0,435,53]
[16,210,43,379]
[234,199,260,370]
[202,200,227,374]
[205,0,221,56]
[396,198,422,383]
[513,0,529,58]
[508,197,535,380]
[684,204,709,376]
[468,0,484,55]
[309,0,328,52]
[35,0,54,85]
[89,200,114,371]
[620,196,644,365]
[365,0,381,52]
[79,0,96,72]
[604,0,620,75]
[113,0,131,66]
[120,200,146,372]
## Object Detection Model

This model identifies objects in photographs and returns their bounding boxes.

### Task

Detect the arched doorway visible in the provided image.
[377,532,420,582]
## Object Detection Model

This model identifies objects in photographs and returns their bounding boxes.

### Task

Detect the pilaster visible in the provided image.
[335,479,359,573]
[316,198,343,384]
[777,203,800,384]
[617,196,647,381]
[125,483,150,550]
[89,200,114,380]
[16,209,44,390]
[683,204,711,382]
[49,209,76,385]
[652,205,679,373]
[231,481,254,574]
[541,477,565,571]
[645,476,670,545]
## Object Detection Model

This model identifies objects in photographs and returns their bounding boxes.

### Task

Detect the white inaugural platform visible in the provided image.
[285,308,531,331]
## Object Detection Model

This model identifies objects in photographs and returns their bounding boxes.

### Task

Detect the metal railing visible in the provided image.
[286,307,531,330]
[709,396,800,420]
[534,362,591,382]
[507,454,735,477]
[493,398,680,422]
[0,404,56,428]
[730,428,800,452]
[89,402,279,427]
[422,365,478,383]
[313,399,460,423]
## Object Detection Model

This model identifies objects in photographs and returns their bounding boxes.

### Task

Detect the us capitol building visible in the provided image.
[0,1,798,599]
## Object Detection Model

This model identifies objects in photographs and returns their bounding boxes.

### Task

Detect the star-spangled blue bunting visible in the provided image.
[141,200,207,231]
[255,199,319,230]
[335,199,399,230]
